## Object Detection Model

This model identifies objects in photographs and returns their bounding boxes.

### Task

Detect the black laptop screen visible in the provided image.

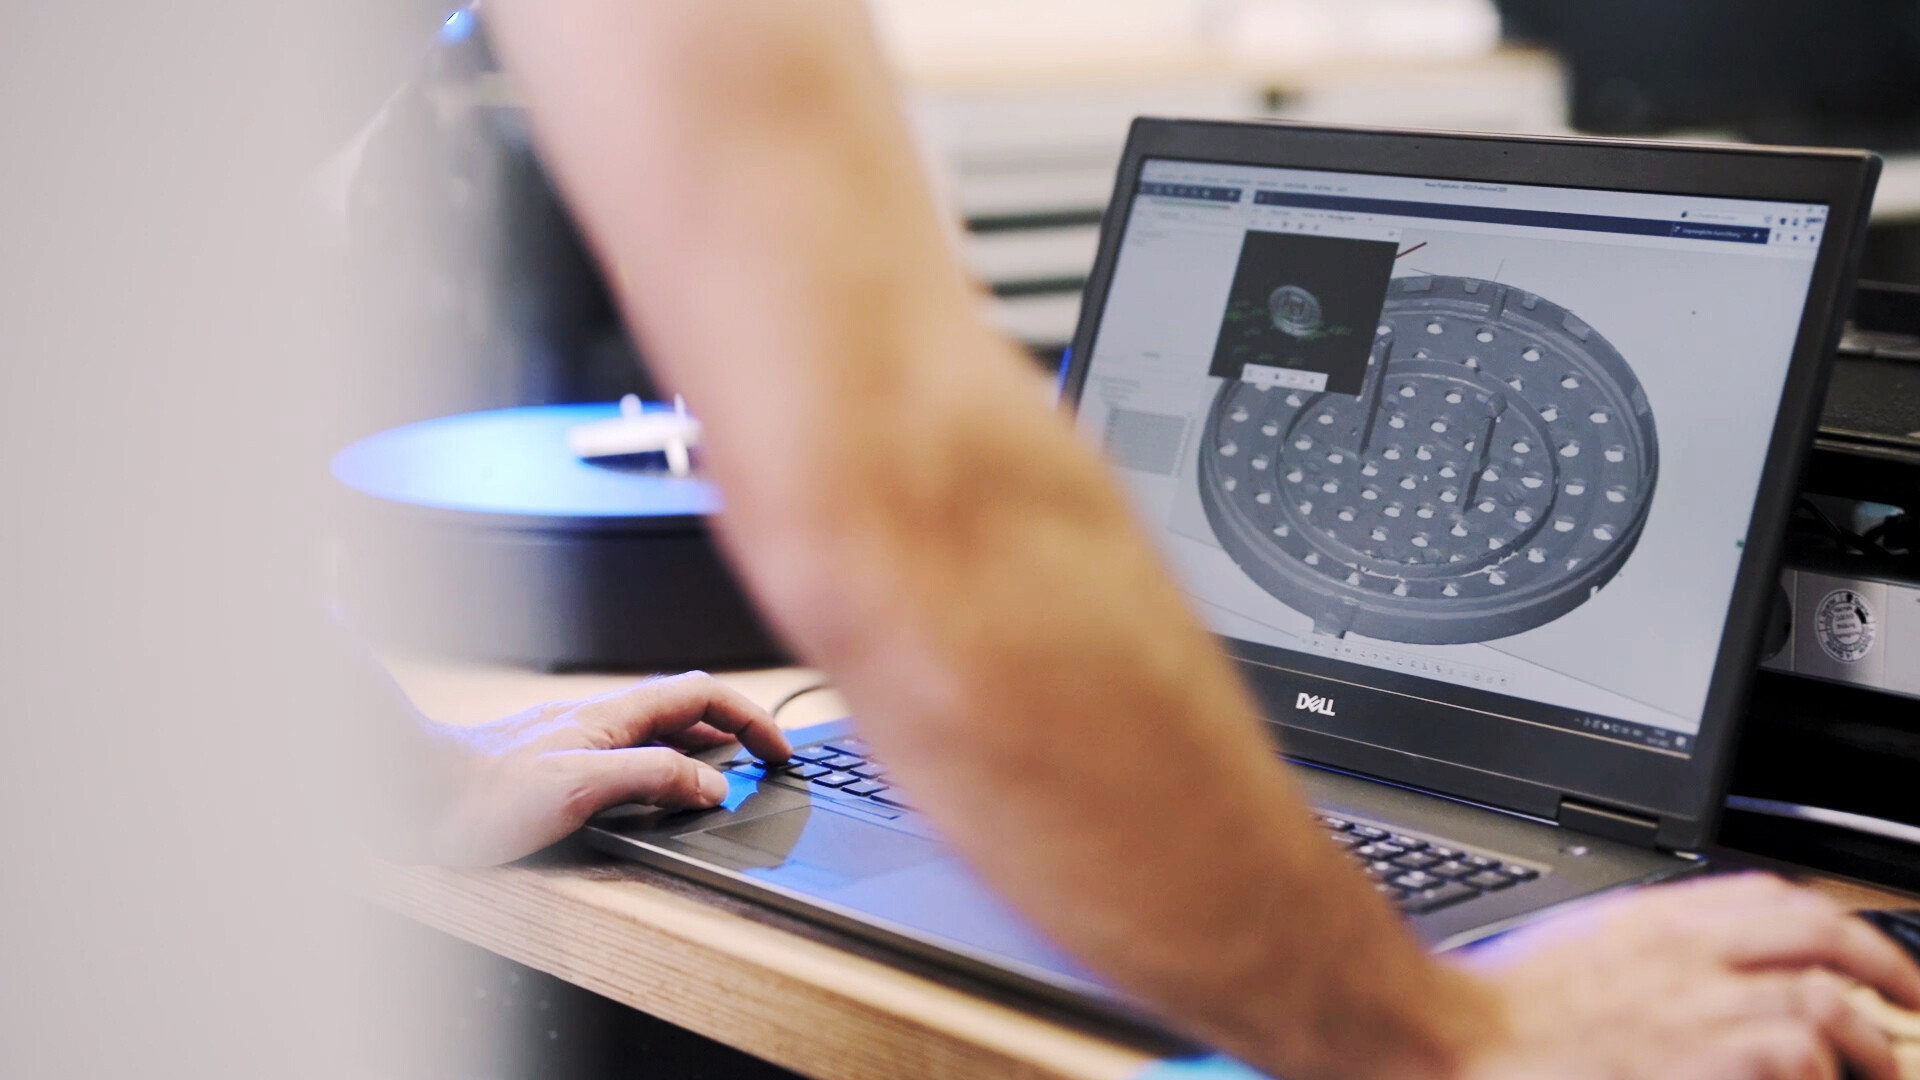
[1075,158,1829,759]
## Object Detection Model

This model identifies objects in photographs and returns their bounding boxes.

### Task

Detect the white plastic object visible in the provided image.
[566,394,703,477]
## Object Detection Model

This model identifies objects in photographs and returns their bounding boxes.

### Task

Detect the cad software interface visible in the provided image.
[1076,158,1829,755]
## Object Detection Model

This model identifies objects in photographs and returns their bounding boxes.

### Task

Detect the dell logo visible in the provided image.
[1296,693,1337,717]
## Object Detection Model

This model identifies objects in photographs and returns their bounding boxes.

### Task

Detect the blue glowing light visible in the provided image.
[1131,1055,1271,1080]
[331,404,722,519]
[440,7,476,43]
[720,775,757,812]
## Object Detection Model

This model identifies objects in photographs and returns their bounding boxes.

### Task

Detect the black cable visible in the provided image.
[769,681,834,722]
[1792,497,1878,559]
[1861,512,1918,559]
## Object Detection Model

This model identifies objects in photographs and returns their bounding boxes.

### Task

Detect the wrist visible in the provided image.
[367,709,484,864]
[1302,960,1508,1080]
[1401,966,1509,1080]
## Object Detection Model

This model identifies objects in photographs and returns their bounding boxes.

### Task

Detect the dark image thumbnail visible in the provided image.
[1209,231,1398,396]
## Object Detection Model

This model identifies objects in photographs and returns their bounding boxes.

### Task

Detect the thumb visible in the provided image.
[553,747,731,821]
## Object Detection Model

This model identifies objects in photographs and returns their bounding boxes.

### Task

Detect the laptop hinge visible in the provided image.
[1558,798,1662,847]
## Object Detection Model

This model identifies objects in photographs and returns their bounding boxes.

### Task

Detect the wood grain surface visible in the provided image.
[377,658,1920,1080]
[370,856,1156,1080]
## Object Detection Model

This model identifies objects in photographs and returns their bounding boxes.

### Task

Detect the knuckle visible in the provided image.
[666,755,708,802]
[1733,871,1793,897]
[1644,919,1690,950]
[1805,893,1847,922]
[1784,1032,1827,1080]
[574,714,621,750]
[629,749,698,803]
[559,779,604,823]
[1809,911,1850,953]
[1756,1027,1823,1080]
[1798,974,1848,1025]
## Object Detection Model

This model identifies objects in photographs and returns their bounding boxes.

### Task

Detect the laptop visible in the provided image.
[585,119,1880,1029]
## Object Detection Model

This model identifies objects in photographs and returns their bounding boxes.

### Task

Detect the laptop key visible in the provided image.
[1465,870,1516,891]
[843,780,887,797]
[850,763,886,779]
[1391,870,1442,891]
[819,754,865,771]
[812,771,860,788]
[789,763,831,780]
[1350,825,1389,841]
[1329,833,1363,849]
[1391,852,1442,871]
[1319,815,1353,831]
[1503,865,1541,881]
[1389,834,1429,852]
[1400,881,1480,915]
[1430,860,1477,880]
[1354,843,1408,861]
[1362,861,1399,882]
[1462,854,1498,870]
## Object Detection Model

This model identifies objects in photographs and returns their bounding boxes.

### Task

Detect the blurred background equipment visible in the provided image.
[331,12,783,673]
[332,404,786,672]
[1495,0,1920,146]
[337,9,655,437]
[1494,0,1920,284]
[1727,282,1920,891]
[347,2,1920,435]
[343,0,1557,424]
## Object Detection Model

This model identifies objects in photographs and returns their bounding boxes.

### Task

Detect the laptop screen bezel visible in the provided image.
[1058,119,1878,850]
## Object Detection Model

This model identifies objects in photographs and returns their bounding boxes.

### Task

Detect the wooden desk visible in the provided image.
[376,659,1919,1080]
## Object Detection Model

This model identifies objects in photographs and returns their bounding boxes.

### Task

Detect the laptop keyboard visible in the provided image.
[1319,814,1540,915]
[728,737,916,811]
[730,739,1541,916]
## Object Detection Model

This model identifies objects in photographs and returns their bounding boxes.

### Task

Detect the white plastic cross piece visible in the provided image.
[566,394,704,477]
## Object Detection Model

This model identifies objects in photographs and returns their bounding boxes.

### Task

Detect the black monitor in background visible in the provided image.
[1497,0,1920,285]
[1497,0,1920,151]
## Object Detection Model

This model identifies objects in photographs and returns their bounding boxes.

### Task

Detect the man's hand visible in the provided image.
[420,672,791,866]
[1458,874,1920,1080]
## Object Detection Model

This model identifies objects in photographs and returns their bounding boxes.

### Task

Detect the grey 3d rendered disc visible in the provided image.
[1268,285,1325,339]
[1198,275,1659,645]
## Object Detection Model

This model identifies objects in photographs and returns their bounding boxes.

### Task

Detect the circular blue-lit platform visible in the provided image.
[332,404,784,671]
[333,403,722,524]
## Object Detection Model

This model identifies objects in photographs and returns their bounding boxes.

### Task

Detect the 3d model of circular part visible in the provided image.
[1268,284,1325,339]
[1199,275,1659,645]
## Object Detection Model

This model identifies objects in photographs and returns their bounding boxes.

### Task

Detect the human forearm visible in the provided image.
[486,3,1495,1075]
[781,379,1504,1078]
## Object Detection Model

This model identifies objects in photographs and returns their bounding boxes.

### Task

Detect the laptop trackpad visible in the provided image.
[677,807,946,887]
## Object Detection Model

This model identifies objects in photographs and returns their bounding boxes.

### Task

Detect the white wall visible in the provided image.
[868,0,1503,79]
